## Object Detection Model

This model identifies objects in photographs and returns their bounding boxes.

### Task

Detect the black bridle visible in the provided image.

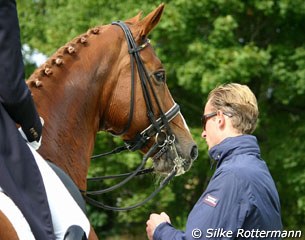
[82,21,182,211]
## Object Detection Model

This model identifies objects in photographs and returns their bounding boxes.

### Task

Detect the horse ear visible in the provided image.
[138,3,165,38]
[125,11,143,24]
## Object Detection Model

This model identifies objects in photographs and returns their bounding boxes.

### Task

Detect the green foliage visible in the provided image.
[18,0,305,237]
[257,108,305,230]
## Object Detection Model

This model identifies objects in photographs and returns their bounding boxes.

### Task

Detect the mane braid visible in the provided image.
[28,26,102,88]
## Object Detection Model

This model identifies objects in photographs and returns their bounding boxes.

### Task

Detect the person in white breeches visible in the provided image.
[28,144,91,240]
[0,142,91,240]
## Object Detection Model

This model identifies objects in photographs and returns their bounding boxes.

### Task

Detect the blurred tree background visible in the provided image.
[18,0,305,239]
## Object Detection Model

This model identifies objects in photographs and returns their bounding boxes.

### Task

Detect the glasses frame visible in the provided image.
[202,111,233,130]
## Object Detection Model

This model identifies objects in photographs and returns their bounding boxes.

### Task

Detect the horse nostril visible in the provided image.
[190,145,198,160]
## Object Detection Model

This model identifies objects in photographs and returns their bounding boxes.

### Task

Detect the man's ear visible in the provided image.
[217,110,226,128]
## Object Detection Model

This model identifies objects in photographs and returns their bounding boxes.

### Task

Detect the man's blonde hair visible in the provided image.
[207,83,259,134]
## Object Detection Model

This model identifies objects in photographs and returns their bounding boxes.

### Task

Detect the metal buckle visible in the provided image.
[155,130,168,147]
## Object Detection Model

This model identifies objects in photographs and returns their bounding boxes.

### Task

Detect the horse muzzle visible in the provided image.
[152,132,198,176]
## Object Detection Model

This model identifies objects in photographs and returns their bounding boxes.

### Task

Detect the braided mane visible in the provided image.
[27,26,103,88]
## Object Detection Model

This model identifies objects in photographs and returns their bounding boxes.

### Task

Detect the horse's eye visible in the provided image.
[153,70,166,83]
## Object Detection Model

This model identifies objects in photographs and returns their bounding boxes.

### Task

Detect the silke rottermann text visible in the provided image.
[205,228,302,238]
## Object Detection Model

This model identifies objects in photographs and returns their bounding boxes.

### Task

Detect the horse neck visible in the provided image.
[28,26,119,190]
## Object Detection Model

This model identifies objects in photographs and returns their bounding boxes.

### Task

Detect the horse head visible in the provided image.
[98,4,198,175]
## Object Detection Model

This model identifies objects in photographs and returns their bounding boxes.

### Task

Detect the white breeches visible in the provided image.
[0,190,35,240]
[0,144,90,239]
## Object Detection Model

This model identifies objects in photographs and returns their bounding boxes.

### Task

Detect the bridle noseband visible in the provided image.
[82,21,183,211]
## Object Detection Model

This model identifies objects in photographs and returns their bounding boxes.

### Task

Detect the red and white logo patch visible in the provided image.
[203,194,219,207]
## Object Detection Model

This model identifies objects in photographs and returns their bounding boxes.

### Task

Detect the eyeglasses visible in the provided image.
[202,112,217,130]
[202,111,233,130]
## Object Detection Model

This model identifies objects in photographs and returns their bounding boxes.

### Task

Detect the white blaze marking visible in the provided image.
[179,112,190,132]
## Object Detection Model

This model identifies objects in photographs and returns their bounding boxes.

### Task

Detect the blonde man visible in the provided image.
[146,83,282,240]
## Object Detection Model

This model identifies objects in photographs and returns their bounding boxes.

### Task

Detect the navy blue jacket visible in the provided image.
[153,135,282,239]
[0,0,55,239]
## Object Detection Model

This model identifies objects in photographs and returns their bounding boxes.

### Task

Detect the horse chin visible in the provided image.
[153,154,192,176]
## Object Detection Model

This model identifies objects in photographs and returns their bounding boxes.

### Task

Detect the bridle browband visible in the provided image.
[82,21,182,211]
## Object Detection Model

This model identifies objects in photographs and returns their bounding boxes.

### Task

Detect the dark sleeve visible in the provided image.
[153,222,186,240]
[153,172,249,240]
[0,0,42,142]
[182,171,249,239]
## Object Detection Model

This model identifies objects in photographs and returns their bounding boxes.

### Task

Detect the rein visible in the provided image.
[82,21,181,211]
[84,143,177,211]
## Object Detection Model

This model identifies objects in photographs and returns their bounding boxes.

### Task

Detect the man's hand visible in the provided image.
[146,212,171,240]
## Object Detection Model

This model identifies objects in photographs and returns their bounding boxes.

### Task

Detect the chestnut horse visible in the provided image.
[0,4,197,240]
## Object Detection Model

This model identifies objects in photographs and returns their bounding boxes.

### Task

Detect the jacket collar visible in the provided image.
[208,135,260,167]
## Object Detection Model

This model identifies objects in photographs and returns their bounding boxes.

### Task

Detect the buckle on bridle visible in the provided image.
[155,130,168,147]
[155,130,176,147]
